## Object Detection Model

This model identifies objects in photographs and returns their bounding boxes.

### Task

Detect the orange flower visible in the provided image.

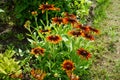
[80,26,90,32]
[24,20,31,28]
[63,17,78,25]
[68,30,84,37]
[31,47,45,56]
[66,71,80,80]
[52,17,63,24]
[46,35,62,44]
[70,73,80,80]
[77,48,91,60]
[74,24,83,28]
[10,73,23,79]
[31,69,46,80]
[31,11,38,16]
[39,29,51,34]
[61,60,75,71]
[84,33,94,40]
[64,12,76,19]
[39,3,60,13]
[89,27,99,34]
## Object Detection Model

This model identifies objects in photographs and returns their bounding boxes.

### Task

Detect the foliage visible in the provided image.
[3,0,71,27]
[18,2,99,80]
[0,0,105,80]
[0,47,22,79]
[69,0,92,22]
[93,0,110,25]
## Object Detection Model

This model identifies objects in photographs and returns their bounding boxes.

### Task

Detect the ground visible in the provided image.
[91,0,120,80]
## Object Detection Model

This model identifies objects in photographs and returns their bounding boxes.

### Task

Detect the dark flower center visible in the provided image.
[65,63,73,70]
[34,49,43,54]
[80,50,88,56]
[50,36,59,41]
[71,31,82,37]
[43,5,53,9]
[42,30,49,32]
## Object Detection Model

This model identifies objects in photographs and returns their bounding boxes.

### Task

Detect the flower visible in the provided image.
[31,11,38,16]
[63,17,78,25]
[46,35,62,44]
[80,26,90,32]
[52,17,63,25]
[84,33,94,40]
[68,30,84,37]
[31,69,46,80]
[31,47,45,56]
[77,48,91,60]
[64,12,76,19]
[39,29,51,34]
[89,27,99,34]
[10,73,23,79]
[74,24,83,28]
[39,2,60,13]
[61,60,75,71]
[70,73,80,80]
[24,20,31,28]
[66,71,80,80]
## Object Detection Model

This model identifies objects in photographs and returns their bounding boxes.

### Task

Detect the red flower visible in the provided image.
[39,3,60,13]
[74,24,83,28]
[77,48,91,60]
[63,17,78,26]
[68,30,84,37]
[46,35,62,44]
[61,60,75,71]
[31,47,45,56]
[52,17,63,24]
[84,33,94,40]
[89,27,99,34]
[64,12,76,19]
[39,29,51,34]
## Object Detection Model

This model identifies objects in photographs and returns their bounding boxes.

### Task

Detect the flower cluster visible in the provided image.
[51,12,99,40]
[23,2,99,80]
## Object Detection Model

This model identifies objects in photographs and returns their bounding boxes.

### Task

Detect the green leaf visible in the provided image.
[0,68,7,74]
[0,9,4,13]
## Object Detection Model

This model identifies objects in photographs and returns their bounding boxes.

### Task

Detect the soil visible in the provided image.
[91,0,120,80]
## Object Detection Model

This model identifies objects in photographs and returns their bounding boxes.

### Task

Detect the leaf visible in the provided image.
[62,35,69,42]
[0,9,4,13]
[4,49,15,58]
[0,68,7,74]
[15,70,22,76]
[27,38,34,43]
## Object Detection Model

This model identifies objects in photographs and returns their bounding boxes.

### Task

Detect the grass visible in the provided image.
[89,0,120,80]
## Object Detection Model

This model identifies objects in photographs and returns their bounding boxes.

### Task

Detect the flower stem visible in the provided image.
[46,11,49,27]
[34,16,39,28]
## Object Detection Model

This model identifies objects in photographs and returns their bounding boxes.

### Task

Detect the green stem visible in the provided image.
[40,19,46,28]
[46,11,49,27]
[34,16,39,28]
